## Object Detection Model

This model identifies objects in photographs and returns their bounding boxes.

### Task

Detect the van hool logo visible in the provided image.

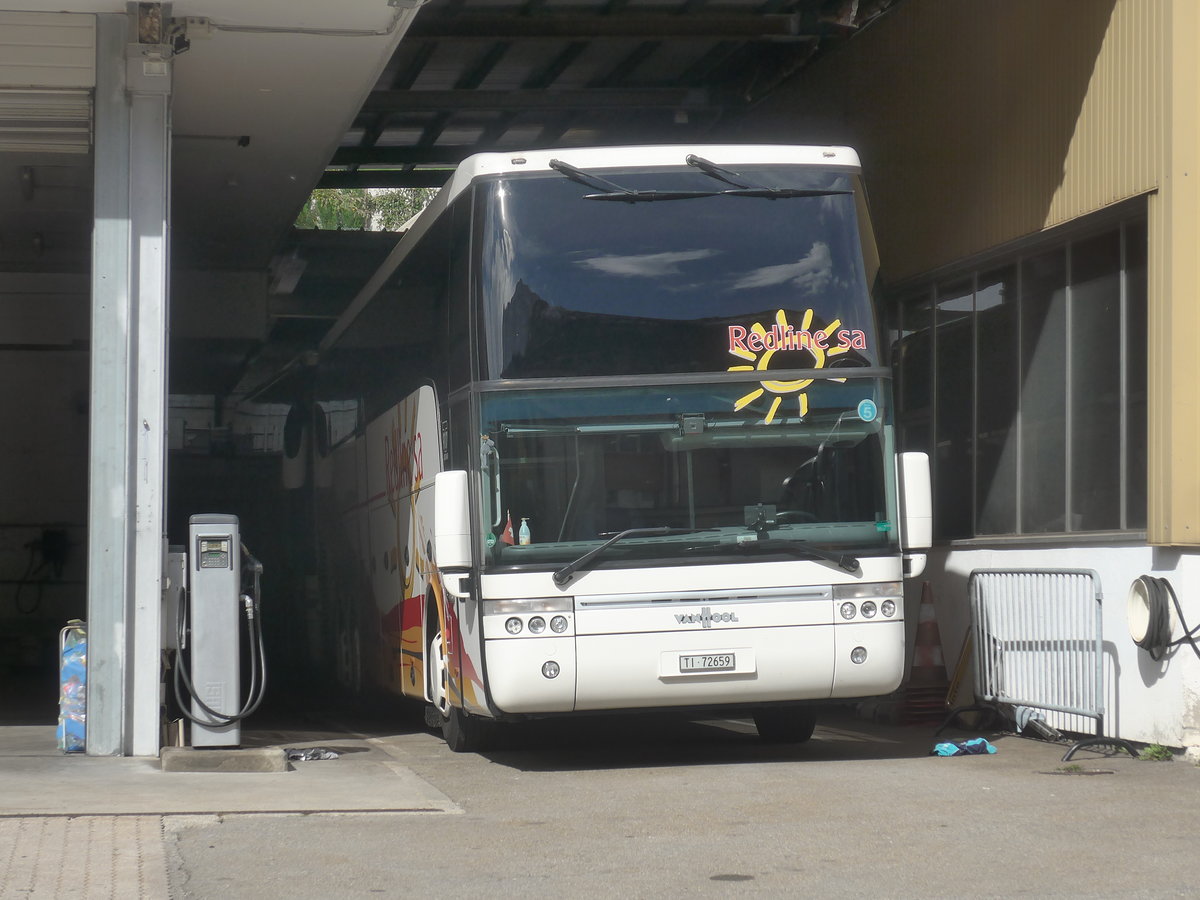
[727,308,866,423]
[675,606,739,628]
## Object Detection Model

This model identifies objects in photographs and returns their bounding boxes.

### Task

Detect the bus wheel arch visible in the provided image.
[426,593,450,717]
[425,593,490,752]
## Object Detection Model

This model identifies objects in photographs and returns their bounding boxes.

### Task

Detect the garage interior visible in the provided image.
[0,1,900,736]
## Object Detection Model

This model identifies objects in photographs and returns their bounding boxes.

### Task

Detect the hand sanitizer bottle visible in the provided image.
[518,517,531,545]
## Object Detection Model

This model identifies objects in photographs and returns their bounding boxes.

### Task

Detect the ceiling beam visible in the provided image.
[360,87,720,113]
[318,169,454,189]
[406,12,814,41]
[332,146,482,165]
[324,120,718,182]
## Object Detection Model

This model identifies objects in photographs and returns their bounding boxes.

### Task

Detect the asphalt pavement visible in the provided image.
[2,697,1199,899]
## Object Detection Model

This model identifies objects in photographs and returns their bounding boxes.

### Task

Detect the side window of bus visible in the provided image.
[447,192,472,391]
[448,397,471,470]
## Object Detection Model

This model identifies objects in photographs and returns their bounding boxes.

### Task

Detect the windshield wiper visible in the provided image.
[685,154,852,199]
[550,157,843,204]
[549,158,715,203]
[552,526,717,587]
[728,537,861,574]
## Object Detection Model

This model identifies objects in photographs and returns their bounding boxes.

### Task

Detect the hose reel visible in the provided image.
[1127,575,1200,661]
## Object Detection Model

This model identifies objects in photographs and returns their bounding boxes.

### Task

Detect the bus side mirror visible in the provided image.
[898,451,931,551]
[434,470,472,571]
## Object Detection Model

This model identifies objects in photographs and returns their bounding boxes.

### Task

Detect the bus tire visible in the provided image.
[753,706,817,743]
[423,703,443,731]
[443,704,490,753]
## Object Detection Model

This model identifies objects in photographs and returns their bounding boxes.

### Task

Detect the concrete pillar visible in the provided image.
[87,13,132,758]
[86,11,172,756]
[126,35,171,758]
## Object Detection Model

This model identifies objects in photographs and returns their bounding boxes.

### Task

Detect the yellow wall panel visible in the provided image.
[739,0,1200,544]
[741,0,1161,282]
[1151,0,1200,543]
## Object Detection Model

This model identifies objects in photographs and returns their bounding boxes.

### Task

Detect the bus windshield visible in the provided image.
[479,377,897,569]
[478,164,880,379]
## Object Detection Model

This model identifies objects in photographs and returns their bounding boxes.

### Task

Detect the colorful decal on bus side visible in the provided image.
[380,388,485,711]
[727,308,867,423]
[382,395,427,697]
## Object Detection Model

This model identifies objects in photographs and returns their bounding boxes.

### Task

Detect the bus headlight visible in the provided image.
[840,602,857,620]
[505,617,523,635]
[550,615,569,633]
[881,599,897,617]
[860,601,877,618]
[484,597,573,614]
[528,616,546,634]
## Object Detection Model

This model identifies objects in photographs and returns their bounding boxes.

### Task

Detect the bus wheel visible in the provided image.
[443,704,490,753]
[753,706,817,743]
[423,704,443,731]
[427,629,489,753]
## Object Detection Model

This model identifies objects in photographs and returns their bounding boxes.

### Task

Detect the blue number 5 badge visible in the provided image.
[857,398,878,422]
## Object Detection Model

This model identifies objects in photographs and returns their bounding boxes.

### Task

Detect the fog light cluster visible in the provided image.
[833,582,902,621]
[839,600,895,620]
[503,614,570,636]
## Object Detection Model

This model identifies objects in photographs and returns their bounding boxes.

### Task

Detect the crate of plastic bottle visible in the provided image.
[57,620,86,752]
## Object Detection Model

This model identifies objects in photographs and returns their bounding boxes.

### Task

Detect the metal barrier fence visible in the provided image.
[954,568,1137,761]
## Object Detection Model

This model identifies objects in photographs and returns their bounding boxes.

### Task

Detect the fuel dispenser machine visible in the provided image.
[171,514,267,748]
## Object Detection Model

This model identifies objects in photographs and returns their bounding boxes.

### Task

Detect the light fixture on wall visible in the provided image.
[0,89,92,154]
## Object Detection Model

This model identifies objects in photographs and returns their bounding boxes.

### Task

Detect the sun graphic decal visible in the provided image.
[727,308,866,424]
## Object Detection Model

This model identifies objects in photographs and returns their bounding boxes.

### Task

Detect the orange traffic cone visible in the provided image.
[900,581,951,724]
[909,581,949,685]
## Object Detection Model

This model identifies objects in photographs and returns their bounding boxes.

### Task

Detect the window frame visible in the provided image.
[887,201,1148,543]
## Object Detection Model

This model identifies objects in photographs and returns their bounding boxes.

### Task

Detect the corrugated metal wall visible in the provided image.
[744,0,1162,282]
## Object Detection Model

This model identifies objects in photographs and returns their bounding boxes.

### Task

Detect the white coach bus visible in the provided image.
[292,145,931,751]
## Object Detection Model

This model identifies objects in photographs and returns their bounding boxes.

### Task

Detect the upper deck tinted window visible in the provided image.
[477,166,879,379]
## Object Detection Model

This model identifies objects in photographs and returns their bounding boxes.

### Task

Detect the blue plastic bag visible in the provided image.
[932,737,996,757]
[57,622,87,753]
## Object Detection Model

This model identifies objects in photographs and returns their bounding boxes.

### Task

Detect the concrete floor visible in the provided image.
[2,692,1198,899]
